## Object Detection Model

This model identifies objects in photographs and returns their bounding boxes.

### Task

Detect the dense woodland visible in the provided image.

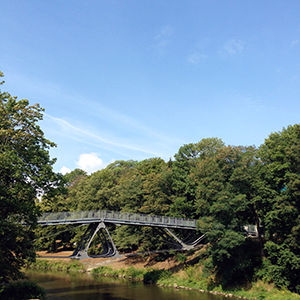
[36,127,300,293]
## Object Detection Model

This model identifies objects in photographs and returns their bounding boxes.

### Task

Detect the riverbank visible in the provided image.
[32,250,300,300]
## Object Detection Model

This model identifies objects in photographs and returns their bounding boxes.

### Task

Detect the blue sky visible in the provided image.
[1,1,300,174]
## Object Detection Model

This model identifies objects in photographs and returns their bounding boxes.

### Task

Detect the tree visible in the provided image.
[171,138,225,219]
[256,124,300,292]
[191,145,261,287]
[63,168,87,188]
[0,72,62,283]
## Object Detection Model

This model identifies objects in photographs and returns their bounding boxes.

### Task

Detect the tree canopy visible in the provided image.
[0,72,62,283]
[256,125,300,292]
[33,127,300,292]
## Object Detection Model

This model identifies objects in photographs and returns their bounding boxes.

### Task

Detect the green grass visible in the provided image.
[29,258,85,272]
[91,266,146,281]
[29,257,300,300]
[153,264,300,300]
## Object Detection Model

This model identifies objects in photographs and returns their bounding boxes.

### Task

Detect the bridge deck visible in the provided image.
[38,210,197,230]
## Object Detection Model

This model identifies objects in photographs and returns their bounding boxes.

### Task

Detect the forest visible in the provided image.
[35,127,300,293]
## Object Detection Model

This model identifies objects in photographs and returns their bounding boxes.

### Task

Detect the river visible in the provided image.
[26,270,227,300]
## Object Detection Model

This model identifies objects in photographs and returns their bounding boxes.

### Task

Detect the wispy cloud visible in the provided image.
[152,25,173,55]
[6,70,181,144]
[230,92,265,113]
[187,52,208,64]
[44,114,169,158]
[154,25,173,40]
[6,70,183,162]
[84,100,178,145]
[187,39,210,64]
[291,39,299,47]
[221,39,244,56]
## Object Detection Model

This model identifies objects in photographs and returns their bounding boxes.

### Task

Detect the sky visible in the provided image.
[1,1,300,174]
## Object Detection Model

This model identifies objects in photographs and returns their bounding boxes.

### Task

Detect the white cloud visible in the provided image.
[291,40,299,47]
[60,166,71,175]
[223,39,244,55]
[153,25,173,55]
[76,153,108,174]
[187,52,208,64]
[154,25,173,40]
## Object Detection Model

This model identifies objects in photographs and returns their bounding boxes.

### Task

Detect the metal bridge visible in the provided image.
[38,210,197,229]
[38,210,205,260]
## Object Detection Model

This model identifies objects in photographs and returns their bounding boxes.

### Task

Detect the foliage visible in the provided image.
[33,122,300,293]
[191,145,261,287]
[63,168,87,187]
[170,138,225,219]
[256,124,300,292]
[0,280,47,300]
[175,253,187,263]
[30,258,85,272]
[91,265,146,280]
[143,269,171,284]
[0,72,62,284]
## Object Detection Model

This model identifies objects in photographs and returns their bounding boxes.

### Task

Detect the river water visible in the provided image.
[26,270,227,300]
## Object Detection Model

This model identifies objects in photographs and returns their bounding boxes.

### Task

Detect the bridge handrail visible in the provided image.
[38,210,197,228]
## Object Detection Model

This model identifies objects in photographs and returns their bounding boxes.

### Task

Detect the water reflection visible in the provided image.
[26,270,226,300]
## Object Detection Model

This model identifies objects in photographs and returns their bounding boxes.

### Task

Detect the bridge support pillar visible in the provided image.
[159,228,206,250]
[70,222,121,260]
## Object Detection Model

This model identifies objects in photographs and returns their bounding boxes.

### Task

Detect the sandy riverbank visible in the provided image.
[36,250,195,273]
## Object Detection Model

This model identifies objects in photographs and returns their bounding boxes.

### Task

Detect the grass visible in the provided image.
[28,256,300,300]
[91,265,146,281]
[152,264,300,300]
[29,258,85,272]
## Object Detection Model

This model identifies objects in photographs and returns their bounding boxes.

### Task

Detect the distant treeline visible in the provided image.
[35,124,300,293]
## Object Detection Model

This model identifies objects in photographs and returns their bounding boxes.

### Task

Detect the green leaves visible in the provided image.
[193,146,257,225]
[256,124,300,292]
[30,117,300,293]
[264,241,300,291]
[0,72,61,284]
[192,145,260,287]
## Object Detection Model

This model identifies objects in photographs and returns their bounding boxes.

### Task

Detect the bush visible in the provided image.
[143,269,171,284]
[175,253,187,263]
[124,267,145,280]
[0,281,47,300]
[91,266,111,276]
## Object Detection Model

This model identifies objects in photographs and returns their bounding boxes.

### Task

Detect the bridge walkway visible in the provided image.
[38,210,197,230]
[37,210,202,260]
[37,210,257,260]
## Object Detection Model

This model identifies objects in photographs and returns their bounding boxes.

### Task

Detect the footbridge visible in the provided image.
[38,210,205,260]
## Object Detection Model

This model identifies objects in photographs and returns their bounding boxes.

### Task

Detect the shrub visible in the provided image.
[0,281,47,300]
[143,269,171,284]
[175,253,187,263]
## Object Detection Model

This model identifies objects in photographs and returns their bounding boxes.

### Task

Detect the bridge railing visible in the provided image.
[38,210,197,228]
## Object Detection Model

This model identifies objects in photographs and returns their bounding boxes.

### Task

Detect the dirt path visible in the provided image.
[36,250,196,273]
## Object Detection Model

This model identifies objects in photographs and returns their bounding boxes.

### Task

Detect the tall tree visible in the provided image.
[257,124,300,292]
[171,138,225,218]
[0,72,62,283]
[191,145,261,287]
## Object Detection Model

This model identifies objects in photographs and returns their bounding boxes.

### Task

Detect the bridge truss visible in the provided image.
[38,210,206,260]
